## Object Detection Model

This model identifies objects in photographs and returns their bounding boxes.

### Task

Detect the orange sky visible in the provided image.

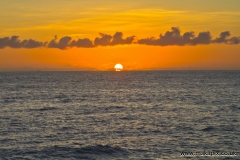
[0,0,240,71]
[1,44,239,71]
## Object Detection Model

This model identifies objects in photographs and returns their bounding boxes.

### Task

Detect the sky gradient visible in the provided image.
[1,0,240,71]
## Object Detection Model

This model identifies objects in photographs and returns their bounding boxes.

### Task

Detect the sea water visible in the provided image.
[0,71,239,159]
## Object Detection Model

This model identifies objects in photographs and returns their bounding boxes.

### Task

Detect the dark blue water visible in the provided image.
[0,71,239,159]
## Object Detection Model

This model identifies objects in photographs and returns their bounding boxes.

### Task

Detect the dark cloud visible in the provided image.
[94,33,112,46]
[0,35,93,50]
[228,37,240,44]
[0,28,239,49]
[213,31,240,44]
[191,31,212,45]
[50,32,134,49]
[70,38,93,48]
[48,36,72,50]
[138,27,212,46]
[213,31,230,43]
[94,32,135,46]
[0,36,46,49]
[111,32,135,45]
[138,28,240,46]
[48,36,93,49]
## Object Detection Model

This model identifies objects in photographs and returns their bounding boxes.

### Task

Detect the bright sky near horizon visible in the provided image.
[1,0,240,71]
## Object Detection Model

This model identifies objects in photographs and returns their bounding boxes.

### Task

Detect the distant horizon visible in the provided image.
[1,69,240,73]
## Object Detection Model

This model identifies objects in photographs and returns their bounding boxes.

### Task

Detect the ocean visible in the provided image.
[0,71,239,159]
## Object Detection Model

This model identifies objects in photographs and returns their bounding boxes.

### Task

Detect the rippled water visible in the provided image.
[0,71,239,159]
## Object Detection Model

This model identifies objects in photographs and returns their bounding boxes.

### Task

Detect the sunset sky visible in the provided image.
[1,0,240,71]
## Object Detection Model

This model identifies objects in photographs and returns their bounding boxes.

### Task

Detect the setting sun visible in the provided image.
[114,64,123,71]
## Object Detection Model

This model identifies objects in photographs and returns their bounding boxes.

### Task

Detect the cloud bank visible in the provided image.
[48,35,94,49]
[0,36,47,49]
[1,27,240,49]
[94,32,135,46]
[138,27,240,46]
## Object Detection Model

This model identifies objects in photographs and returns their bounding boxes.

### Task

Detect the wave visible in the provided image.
[3,99,16,103]
[53,144,129,155]
[201,126,215,132]
[201,125,236,132]
[28,106,59,112]
[0,145,129,159]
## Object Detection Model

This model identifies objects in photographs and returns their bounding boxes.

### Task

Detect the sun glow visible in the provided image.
[114,63,123,71]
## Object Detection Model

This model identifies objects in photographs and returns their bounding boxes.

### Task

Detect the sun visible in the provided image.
[114,64,123,71]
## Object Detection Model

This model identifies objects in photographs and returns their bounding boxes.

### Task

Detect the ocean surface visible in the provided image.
[0,71,239,160]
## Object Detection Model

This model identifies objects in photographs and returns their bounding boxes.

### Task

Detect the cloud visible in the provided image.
[213,31,240,44]
[138,27,212,46]
[138,27,240,46]
[48,36,72,50]
[70,38,93,48]
[48,32,135,49]
[192,32,212,45]
[228,37,240,44]
[111,32,135,45]
[0,28,239,49]
[213,31,230,43]
[0,36,46,49]
[94,33,112,46]
[48,36,94,49]
[94,32,135,46]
